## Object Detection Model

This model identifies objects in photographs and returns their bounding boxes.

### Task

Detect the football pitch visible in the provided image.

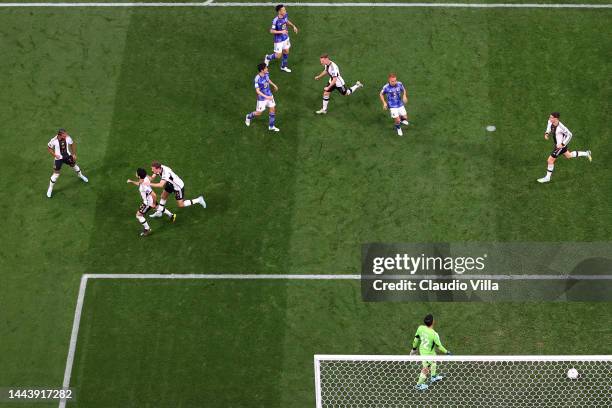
[1,1,611,407]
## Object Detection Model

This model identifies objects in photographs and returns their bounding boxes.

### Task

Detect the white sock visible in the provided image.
[73,165,83,177]
[350,84,360,93]
[322,97,329,110]
[49,173,59,190]
[163,209,173,218]
[577,151,588,157]
[157,198,167,212]
[137,215,150,230]
[545,164,554,179]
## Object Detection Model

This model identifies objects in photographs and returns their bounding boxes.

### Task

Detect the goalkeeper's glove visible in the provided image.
[446,351,452,355]
[410,348,418,356]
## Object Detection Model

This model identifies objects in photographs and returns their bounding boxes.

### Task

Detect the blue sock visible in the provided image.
[395,123,401,130]
[247,112,255,120]
[269,113,276,128]
[281,54,288,68]
[268,53,277,61]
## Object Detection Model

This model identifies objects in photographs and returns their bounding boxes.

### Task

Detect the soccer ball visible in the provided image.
[567,368,579,379]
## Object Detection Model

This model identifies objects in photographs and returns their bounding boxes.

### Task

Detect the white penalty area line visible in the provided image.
[59,272,612,407]
[3,2,612,8]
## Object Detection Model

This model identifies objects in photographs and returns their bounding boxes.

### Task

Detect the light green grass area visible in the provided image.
[0,4,610,408]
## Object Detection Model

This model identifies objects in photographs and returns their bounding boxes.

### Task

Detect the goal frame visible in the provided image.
[313,354,612,408]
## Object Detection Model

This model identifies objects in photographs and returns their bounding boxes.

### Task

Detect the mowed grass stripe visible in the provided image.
[0,9,132,400]
[72,8,304,407]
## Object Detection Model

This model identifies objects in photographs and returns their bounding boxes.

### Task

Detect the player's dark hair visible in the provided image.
[137,168,147,179]
[151,161,162,169]
[320,53,329,59]
[551,112,560,119]
[424,314,434,327]
[257,63,267,73]
[275,4,284,12]
[57,128,67,135]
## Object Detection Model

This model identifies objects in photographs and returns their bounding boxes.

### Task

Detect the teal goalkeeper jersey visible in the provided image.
[412,325,448,356]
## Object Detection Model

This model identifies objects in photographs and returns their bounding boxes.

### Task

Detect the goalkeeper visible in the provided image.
[410,314,451,391]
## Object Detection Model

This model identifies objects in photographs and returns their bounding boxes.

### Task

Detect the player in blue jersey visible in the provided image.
[245,63,280,132]
[379,73,409,136]
[264,4,299,73]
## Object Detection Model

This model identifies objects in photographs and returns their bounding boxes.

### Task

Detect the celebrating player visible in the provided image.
[46,128,88,198]
[148,161,206,218]
[410,314,452,391]
[315,54,363,114]
[245,63,281,132]
[537,112,592,183]
[264,4,299,73]
[379,73,410,136]
[127,168,176,237]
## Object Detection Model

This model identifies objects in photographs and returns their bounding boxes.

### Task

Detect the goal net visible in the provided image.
[314,355,612,408]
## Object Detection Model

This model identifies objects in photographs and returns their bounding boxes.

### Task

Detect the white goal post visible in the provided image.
[314,354,612,408]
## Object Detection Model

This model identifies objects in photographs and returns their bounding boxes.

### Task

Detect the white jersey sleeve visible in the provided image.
[161,165,185,190]
[556,122,573,145]
[545,120,552,134]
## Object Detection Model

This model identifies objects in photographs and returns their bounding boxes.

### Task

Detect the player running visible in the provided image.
[379,73,410,136]
[315,54,363,114]
[264,4,299,73]
[46,128,88,198]
[127,168,176,237]
[537,112,592,183]
[148,161,207,218]
[410,314,452,391]
[245,63,281,132]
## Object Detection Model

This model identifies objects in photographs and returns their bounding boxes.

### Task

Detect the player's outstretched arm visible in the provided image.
[379,91,387,110]
[288,20,298,34]
[268,79,279,92]
[314,70,327,80]
[434,334,448,354]
[402,88,408,104]
[71,140,77,160]
[126,178,140,186]
[149,179,167,189]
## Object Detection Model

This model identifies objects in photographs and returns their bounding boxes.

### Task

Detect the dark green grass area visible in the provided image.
[73,280,612,407]
[0,5,610,408]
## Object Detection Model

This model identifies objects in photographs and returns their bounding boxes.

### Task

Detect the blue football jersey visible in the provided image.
[271,14,289,43]
[254,73,273,101]
[381,82,405,108]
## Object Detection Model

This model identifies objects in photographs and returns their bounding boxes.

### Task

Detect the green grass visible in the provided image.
[0,4,610,408]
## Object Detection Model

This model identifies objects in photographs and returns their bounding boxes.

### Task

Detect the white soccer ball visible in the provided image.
[567,368,579,379]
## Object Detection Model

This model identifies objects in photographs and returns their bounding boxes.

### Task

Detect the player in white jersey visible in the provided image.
[46,128,88,198]
[148,161,207,218]
[537,112,592,183]
[127,168,176,237]
[314,54,363,114]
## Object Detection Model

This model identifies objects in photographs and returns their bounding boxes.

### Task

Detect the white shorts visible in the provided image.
[273,38,291,54]
[389,106,407,118]
[256,98,276,112]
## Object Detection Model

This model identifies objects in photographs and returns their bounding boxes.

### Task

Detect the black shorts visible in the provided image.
[164,183,185,201]
[138,203,153,214]
[550,145,568,158]
[326,82,348,95]
[53,155,76,171]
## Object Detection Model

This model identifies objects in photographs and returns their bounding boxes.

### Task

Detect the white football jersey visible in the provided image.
[160,164,185,190]
[546,120,573,146]
[139,176,154,206]
[325,61,345,87]
[48,135,74,157]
